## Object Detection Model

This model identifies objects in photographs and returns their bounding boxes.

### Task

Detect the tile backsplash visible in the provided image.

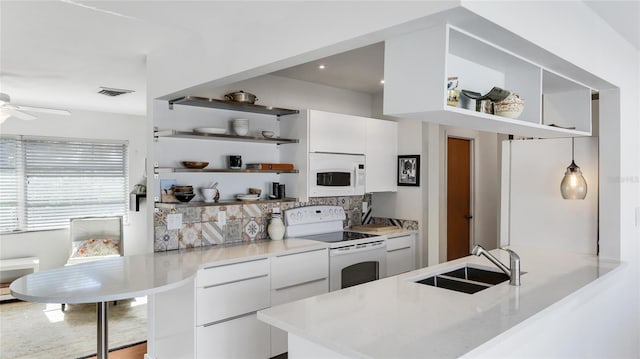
[153,195,369,252]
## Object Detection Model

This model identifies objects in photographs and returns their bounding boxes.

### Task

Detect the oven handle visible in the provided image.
[330,241,386,256]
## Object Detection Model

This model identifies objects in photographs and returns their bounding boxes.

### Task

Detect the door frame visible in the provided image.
[441,129,476,262]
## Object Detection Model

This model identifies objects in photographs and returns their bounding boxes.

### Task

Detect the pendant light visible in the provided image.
[560,137,587,200]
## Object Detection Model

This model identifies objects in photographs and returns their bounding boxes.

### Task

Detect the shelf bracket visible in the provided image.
[168,102,174,110]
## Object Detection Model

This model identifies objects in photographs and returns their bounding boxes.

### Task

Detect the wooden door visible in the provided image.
[447,137,472,261]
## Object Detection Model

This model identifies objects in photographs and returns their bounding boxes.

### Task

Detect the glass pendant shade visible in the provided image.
[560,138,587,200]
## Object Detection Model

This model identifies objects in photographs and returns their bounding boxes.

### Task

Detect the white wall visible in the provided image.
[505,137,598,255]
[0,110,148,271]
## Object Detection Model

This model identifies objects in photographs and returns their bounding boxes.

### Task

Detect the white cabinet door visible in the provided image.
[386,234,416,276]
[270,248,329,357]
[366,119,398,192]
[309,110,367,154]
[196,313,270,359]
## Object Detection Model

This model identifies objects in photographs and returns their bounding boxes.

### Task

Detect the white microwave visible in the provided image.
[309,153,365,197]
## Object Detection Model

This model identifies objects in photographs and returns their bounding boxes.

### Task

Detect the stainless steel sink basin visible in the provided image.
[412,264,513,294]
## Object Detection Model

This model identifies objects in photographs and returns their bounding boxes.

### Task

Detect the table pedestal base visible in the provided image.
[97,302,108,359]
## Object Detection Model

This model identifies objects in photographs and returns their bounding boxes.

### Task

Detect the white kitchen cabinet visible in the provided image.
[308,110,367,154]
[196,312,270,359]
[365,118,398,192]
[270,248,329,357]
[384,24,593,138]
[386,233,416,276]
[195,258,271,358]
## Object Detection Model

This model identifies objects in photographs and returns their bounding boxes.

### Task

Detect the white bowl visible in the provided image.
[234,126,249,136]
[262,131,275,138]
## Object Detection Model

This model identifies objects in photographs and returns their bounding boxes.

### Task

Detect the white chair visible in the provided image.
[63,216,123,310]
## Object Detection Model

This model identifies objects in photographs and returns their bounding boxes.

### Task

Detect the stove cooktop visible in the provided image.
[300,231,380,243]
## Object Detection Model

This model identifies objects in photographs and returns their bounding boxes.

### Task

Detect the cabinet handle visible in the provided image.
[387,246,411,253]
[275,248,326,258]
[202,311,260,327]
[274,277,327,291]
[202,257,267,270]
[388,234,411,239]
[203,274,268,289]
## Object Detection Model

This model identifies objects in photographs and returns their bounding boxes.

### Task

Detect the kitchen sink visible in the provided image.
[412,264,515,294]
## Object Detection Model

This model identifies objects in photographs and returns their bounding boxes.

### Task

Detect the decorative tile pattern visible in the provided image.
[243,203,262,219]
[202,206,220,222]
[223,205,242,220]
[242,217,262,241]
[154,226,178,251]
[179,222,202,249]
[336,196,351,209]
[202,221,224,246]
[177,207,201,223]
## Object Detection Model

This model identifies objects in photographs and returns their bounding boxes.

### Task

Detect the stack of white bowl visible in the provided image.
[233,119,249,136]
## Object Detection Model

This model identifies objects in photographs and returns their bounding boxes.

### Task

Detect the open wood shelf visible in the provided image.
[155,197,297,209]
[154,168,299,174]
[154,130,298,145]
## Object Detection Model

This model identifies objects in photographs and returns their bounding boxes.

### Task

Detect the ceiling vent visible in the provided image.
[98,87,135,97]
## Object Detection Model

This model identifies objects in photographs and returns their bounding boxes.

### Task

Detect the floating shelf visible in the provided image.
[154,130,299,145]
[168,96,299,116]
[155,197,297,209]
[154,167,299,174]
[130,193,146,212]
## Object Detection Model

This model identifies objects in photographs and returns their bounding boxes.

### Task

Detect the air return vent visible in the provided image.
[98,87,135,97]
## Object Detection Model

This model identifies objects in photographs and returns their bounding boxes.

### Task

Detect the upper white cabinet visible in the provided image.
[366,118,398,192]
[308,110,367,154]
[384,24,593,138]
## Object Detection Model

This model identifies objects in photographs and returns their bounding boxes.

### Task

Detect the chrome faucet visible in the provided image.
[471,245,521,286]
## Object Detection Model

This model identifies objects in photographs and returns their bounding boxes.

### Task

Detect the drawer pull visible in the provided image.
[203,274,268,289]
[275,248,326,258]
[202,257,267,270]
[202,311,259,327]
[387,246,411,253]
[274,277,327,291]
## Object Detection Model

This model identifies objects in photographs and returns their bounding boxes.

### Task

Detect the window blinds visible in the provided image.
[0,136,128,232]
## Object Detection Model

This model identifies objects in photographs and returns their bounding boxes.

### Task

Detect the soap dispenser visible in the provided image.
[268,207,285,240]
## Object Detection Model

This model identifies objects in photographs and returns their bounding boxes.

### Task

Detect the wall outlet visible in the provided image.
[218,211,226,227]
[167,213,183,230]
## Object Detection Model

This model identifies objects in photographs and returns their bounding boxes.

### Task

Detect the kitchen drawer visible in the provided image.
[196,312,270,359]
[270,278,328,357]
[386,234,414,251]
[271,248,328,290]
[196,274,269,326]
[196,257,269,288]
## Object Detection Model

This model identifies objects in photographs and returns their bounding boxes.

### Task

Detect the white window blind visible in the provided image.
[0,136,128,232]
[0,137,21,232]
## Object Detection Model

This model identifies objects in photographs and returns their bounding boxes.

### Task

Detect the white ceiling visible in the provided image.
[0,1,637,117]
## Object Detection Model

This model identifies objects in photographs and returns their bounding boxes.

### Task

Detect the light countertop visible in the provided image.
[258,246,620,358]
[10,238,327,304]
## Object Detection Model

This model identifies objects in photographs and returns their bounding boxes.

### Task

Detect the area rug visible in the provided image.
[0,298,147,359]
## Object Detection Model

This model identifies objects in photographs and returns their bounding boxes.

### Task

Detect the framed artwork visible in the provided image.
[397,155,420,186]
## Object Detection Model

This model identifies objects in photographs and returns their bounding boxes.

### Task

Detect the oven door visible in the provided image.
[329,240,386,292]
[309,153,365,197]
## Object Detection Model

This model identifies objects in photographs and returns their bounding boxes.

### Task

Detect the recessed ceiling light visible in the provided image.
[318,64,326,70]
[380,79,385,84]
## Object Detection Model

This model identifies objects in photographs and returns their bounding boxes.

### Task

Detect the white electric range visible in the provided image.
[284,205,387,291]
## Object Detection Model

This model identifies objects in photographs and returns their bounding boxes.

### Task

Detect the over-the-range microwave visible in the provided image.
[309,152,365,197]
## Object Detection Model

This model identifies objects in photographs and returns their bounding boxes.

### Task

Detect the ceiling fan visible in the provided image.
[0,92,71,124]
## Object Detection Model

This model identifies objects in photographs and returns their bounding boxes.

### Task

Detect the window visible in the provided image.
[0,135,128,232]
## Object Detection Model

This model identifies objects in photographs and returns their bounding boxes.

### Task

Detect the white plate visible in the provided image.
[236,194,260,201]
[194,127,227,134]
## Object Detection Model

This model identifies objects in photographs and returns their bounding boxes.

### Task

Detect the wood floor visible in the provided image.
[84,342,146,359]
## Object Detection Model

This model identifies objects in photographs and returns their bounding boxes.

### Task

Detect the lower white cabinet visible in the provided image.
[386,234,416,276]
[270,248,329,357]
[196,312,270,359]
[195,258,271,359]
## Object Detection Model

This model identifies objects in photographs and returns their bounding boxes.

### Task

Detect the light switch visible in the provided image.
[218,211,226,227]
[167,213,183,230]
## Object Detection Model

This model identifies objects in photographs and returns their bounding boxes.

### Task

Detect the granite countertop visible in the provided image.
[258,245,620,358]
[10,238,327,304]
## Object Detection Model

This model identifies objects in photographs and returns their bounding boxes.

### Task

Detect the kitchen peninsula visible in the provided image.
[258,246,620,358]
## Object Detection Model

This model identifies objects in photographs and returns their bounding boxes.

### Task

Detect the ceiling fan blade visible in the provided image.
[14,105,71,116]
[2,109,37,121]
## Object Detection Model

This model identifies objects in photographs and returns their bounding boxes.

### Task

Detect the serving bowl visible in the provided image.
[494,92,525,119]
[174,192,196,202]
[262,131,275,138]
[182,161,209,169]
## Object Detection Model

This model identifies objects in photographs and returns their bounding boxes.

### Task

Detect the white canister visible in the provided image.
[267,209,285,240]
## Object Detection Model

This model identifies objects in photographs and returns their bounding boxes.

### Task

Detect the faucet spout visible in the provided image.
[471,245,521,286]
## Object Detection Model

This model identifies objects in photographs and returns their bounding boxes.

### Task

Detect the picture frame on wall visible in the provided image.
[397,155,420,186]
